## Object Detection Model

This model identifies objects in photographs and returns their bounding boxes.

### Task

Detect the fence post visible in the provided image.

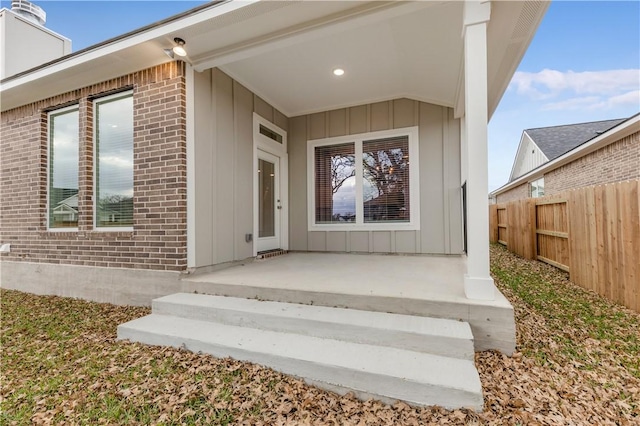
[489,204,498,243]
[527,198,537,260]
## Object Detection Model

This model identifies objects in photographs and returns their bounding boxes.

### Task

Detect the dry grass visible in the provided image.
[2,244,639,425]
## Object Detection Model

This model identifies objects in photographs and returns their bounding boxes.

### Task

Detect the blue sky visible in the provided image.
[3,1,639,191]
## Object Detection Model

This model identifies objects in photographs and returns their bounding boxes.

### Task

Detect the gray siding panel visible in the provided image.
[289,116,308,251]
[328,109,347,137]
[326,231,347,252]
[395,231,417,253]
[393,99,416,129]
[195,85,461,262]
[370,101,390,132]
[233,81,254,261]
[419,102,445,254]
[287,98,461,255]
[309,112,326,140]
[447,109,464,254]
[349,105,368,134]
[214,70,235,263]
[372,231,392,252]
[274,109,288,133]
[192,69,289,268]
[253,95,273,123]
[308,232,326,251]
[349,231,369,252]
[193,69,214,267]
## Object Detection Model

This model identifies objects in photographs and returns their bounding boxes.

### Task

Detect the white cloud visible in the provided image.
[606,90,640,108]
[511,69,640,111]
[510,69,640,100]
[541,96,601,111]
[542,90,640,111]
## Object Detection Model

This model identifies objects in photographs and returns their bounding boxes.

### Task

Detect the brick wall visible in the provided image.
[0,62,187,271]
[545,131,639,195]
[495,182,529,204]
[494,130,639,203]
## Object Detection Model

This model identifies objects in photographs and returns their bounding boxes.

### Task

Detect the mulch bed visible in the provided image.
[2,244,638,425]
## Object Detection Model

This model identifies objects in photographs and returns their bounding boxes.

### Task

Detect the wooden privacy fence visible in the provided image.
[490,180,640,313]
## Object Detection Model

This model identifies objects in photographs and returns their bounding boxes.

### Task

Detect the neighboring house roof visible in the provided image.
[526,118,626,161]
[491,113,640,197]
[57,193,78,209]
[53,204,77,214]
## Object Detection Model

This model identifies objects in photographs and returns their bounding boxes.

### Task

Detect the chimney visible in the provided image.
[0,0,71,79]
[11,0,46,26]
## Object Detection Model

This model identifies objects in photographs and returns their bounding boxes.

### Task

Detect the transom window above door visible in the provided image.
[307,127,420,231]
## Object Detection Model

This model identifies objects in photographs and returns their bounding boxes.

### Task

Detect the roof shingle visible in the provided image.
[525,118,626,160]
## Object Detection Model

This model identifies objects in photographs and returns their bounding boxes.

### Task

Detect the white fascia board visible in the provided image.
[453,61,465,119]
[491,114,640,197]
[0,0,257,93]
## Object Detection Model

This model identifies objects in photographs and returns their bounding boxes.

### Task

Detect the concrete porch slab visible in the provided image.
[183,252,516,354]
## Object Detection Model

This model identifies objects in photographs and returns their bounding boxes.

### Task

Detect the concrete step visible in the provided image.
[117,314,483,410]
[152,293,474,360]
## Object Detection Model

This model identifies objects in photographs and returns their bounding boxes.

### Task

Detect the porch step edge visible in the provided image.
[153,293,474,359]
[117,314,483,410]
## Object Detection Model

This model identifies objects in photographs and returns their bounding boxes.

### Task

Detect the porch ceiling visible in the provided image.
[206,1,465,116]
[0,1,548,116]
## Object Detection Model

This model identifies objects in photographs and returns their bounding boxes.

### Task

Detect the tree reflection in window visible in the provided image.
[363,136,410,223]
[314,143,356,223]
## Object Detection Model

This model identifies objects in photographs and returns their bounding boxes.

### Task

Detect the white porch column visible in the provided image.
[185,63,196,268]
[463,0,495,300]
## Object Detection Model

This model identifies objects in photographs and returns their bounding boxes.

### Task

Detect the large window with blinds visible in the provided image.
[94,92,134,229]
[308,127,419,230]
[48,105,80,229]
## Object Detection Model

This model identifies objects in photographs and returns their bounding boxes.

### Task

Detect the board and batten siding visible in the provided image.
[193,68,288,268]
[511,133,548,180]
[289,99,464,255]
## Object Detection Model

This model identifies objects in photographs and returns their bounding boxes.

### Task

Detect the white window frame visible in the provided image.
[307,126,420,231]
[529,176,545,198]
[47,104,80,232]
[93,90,134,232]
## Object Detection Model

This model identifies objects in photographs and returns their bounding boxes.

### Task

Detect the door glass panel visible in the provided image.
[259,158,275,238]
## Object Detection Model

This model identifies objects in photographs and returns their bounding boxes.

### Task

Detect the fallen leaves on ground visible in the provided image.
[1,244,639,424]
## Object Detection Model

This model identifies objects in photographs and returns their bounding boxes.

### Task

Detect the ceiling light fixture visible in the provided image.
[172,37,187,57]
[333,68,345,76]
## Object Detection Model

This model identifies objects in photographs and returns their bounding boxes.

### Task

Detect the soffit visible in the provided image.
[219,1,463,116]
[1,1,548,117]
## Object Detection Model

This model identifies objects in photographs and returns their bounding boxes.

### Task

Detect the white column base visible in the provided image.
[464,275,496,300]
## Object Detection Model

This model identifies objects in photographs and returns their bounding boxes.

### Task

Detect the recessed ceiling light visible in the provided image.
[333,68,345,76]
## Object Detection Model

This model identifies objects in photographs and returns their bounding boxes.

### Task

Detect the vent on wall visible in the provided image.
[11,0,46,26]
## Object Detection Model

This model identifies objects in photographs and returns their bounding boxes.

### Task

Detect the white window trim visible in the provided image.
[529,176,545,198]
[47,104,80,232]
[307,126,420,231]
[253,113,287,153]
[93,90,134,232]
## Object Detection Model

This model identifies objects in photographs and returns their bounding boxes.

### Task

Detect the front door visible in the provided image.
[256,149,281,252]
